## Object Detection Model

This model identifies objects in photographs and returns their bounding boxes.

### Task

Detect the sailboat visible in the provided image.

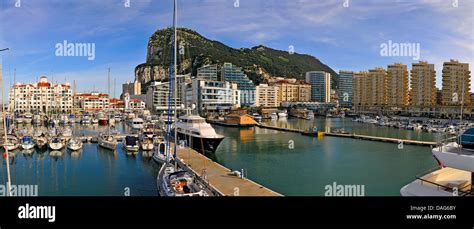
[98,69,118,151]
[48,137,64,150]
[21,135,35,150]
[156,0,211,197]
[152,141,168,164]
[5,134,20,151]
[35,135,48,150]
[67,138,83,151]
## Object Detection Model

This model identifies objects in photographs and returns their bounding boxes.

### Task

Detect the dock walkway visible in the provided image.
[256,124,436,147]
[176,147,282,196]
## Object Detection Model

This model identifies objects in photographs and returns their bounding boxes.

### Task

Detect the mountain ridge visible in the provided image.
[134,27,339,88]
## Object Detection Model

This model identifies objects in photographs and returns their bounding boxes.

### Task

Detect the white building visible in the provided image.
[185,78,240,115]
[146,81,180,112]
[129,99,146,110]
[9,76,73,113]
[73,92,109,112]
[255,84,279,108]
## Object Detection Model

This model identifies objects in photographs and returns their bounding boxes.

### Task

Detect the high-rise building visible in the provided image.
[255,84,279,108]
[9,76,73,113]
[305,71,331,103]
[221,63,256,107]
[275,80,311,104]
[184,78,240,115]
[146,81,183,112]
[410,61,436,107]
[122,79,141,98]
[338,71,354,107]
[352,72,368,106]
[441,59,471,106]
[386,63,409,106]
[367,67,387,106]
[197,64,219,81]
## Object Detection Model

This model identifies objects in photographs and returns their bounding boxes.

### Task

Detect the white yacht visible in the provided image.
[24,113,33,124]
[48,137,65,151]
[67,138,83,151]
[401,129,473,196]
[81,115,91,125]
[175,115,224,154]
[278,110,288,118]
[127,118,144,130]
[270,113,278,120]
[61,126,73,140]
[21,136,35,150]
[98,133,117,150]
[5,135,20,151]
[123,135,139,152]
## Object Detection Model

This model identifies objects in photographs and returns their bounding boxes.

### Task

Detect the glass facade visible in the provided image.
[338,71,353,107]
[305,71,331,103]
[221,63,256,106]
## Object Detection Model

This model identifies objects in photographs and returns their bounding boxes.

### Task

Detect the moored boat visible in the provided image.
[123,135,139,152]
[98,133,117,150]
[175,115,224,154]
[21,135,35,150]
[48,137,64,150]
[67,138,83,151]
[157,163,210,197]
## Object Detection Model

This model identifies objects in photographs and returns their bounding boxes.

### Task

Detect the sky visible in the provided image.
[0,0,473,100]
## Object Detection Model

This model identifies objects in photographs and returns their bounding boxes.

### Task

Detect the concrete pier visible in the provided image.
[175,147,282,196]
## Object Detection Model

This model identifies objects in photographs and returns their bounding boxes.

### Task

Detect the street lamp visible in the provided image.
[0,48,9,52]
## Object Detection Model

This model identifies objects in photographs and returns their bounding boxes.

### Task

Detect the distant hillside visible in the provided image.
[135,28,338,87]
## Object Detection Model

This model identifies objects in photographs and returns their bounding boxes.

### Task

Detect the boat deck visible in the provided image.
[176,147,282,196]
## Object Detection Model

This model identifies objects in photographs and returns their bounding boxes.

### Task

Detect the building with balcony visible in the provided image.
[221,63,256,107]
[9,76,73,113]
[184,78,240,115]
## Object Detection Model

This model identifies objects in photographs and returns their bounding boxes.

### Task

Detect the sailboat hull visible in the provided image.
[98,138,117,150]
[177,133,224,154]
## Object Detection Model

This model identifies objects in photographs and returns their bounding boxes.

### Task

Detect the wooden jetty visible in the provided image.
[324,132,437,146]
[175,147,282,196]
[256,124,436,147]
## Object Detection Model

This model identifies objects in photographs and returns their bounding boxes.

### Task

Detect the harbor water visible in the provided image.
[211,117,438,196]
[1,118,438,196]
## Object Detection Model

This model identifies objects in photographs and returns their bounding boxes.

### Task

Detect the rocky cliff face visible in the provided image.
[135,27,339,88]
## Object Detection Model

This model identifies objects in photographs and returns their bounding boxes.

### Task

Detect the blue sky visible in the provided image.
[0,0,473,99]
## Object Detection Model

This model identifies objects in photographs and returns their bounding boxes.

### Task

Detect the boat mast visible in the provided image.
[173,0,178,159]
[13,67,16,123]
[107,68,111,134]
[1,61,12,196]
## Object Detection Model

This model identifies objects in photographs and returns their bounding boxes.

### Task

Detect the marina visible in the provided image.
[0,115,443,196]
